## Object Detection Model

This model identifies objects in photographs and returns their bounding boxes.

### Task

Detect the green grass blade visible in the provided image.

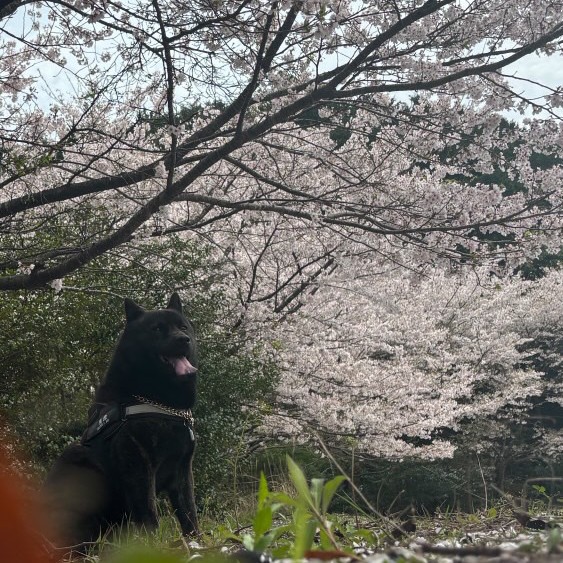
[311,478,325,511]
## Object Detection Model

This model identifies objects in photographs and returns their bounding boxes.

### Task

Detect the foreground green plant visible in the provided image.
[237,455,348,559]
[239,471,290,554]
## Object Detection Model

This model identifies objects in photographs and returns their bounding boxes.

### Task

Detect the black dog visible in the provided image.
[45,293,198,550]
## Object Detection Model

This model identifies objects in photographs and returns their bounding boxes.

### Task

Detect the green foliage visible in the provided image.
[532,484,550,500]
[486,506,498,519]
[284,456,347,558]
[0,289,120,466]
[237,472,290,553]
[234,456,349,559]
[82,513,194,563]
[194,337,278,508]
[518,247,563,280]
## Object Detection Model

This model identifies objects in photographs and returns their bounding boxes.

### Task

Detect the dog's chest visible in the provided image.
[131,417,193,451]
[109,416,195,474]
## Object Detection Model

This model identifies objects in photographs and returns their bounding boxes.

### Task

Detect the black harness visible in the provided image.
[81,400,195,445]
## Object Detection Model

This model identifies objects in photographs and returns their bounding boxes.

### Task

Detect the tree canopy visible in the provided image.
[0,0,562,294]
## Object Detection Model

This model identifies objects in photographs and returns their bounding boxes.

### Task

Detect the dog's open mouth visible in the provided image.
[161,356,197,377]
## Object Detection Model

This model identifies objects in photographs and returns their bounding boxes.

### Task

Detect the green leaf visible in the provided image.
[311,478,325,511]
[532,484,546,494]
[271,523,292,539]
[242,534,255,551]
[321,475,347,514]
[292,506,316,559]
[257,471,269,508]
[353,528,379,547]
[253,506,273,538]
[270,502,288,513]
[271,543,292,559]
[286,455,313,506]
[319,527,333,550]
[254,532,273,553]
[270,491,299,507]
[260,524,292,553]
[486,507,498,518]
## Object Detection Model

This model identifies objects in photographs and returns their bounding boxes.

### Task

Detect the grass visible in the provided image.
[51,456,563,562]
[67,489,563,563]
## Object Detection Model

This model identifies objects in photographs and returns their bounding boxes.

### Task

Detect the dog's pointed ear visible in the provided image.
[124,298,145,323]
[167,292,183,314]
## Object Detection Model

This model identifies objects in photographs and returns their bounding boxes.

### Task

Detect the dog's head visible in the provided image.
[115,293,198,409]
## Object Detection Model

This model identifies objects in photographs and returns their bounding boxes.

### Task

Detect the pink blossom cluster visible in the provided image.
[255,267,561,459]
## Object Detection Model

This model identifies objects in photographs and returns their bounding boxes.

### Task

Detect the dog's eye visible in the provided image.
[152,324,166,333]
[179,324,189,331]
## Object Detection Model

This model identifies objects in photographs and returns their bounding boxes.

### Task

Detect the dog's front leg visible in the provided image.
[113,440,159,531]
[125,480,159,531]
[168,463,198,536]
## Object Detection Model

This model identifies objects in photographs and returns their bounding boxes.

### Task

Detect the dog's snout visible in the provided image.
[173,331,190,345]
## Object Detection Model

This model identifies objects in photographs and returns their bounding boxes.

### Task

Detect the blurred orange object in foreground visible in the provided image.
[0,440,54,563]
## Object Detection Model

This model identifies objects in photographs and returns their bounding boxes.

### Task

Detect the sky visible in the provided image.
[507,52,563,106]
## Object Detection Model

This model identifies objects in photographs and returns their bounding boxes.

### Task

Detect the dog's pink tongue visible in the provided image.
[171,357,197,376]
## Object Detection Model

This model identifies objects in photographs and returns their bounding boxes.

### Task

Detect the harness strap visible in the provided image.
[81,401,194,445]
[125,403,185,417]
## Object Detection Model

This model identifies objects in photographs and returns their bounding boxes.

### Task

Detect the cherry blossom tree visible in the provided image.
[0,0,562,294]
[258,264,563,459]
[1,1,563,459]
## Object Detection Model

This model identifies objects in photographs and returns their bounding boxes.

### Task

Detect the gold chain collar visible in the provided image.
[133,395,194,426]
